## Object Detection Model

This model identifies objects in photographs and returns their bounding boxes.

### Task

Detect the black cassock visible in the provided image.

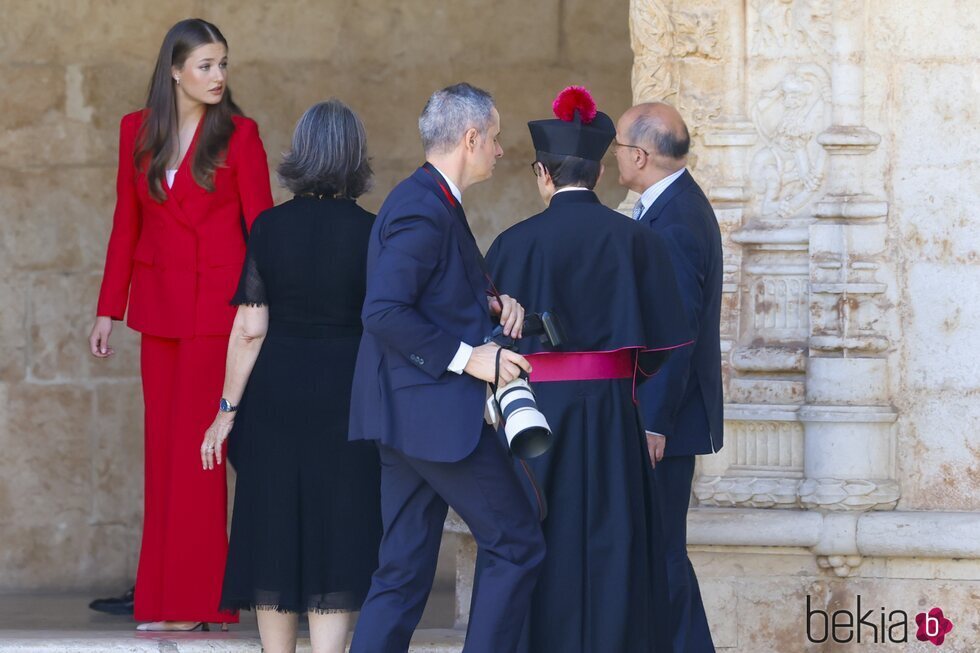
[485,190,691,653]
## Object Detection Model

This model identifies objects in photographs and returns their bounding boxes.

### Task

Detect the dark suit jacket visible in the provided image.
[348,164,494,463]
[97,111,273,337]
[637,170,724,457]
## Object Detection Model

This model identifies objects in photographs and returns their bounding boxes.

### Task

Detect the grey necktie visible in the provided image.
[631,199,645,221]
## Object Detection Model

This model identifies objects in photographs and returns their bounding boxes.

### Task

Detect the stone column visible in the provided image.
[800,0,898,575]
[693,0,835,512]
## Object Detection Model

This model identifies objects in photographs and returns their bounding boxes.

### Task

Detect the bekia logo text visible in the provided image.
[807,595,953,646]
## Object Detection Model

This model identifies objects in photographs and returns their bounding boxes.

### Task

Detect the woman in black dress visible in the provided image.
[201,100,382,653]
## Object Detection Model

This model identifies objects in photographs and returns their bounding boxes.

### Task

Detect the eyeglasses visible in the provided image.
[613,141,649,156]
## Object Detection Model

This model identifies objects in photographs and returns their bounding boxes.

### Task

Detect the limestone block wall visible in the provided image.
[622,0,980,650]
[0,0,634,591]
[875,1,980,515]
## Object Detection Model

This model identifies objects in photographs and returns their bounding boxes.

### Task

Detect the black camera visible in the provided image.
[485,310,565,350]
[484,311,564,460]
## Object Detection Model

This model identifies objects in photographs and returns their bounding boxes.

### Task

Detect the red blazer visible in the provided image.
[97,111,274,338]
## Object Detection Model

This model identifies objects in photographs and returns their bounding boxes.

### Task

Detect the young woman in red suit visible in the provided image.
[88,18,273,631]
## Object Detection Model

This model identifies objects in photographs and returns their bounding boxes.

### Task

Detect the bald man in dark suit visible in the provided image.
[615,102,723,653]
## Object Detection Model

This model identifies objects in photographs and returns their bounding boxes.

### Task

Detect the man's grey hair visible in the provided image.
[628,111,691,160]
[277,99,373,198]
[419,83,495,155]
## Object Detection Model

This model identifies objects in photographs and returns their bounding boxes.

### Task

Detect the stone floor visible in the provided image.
[0,534,463,653]
[0,592,463,652]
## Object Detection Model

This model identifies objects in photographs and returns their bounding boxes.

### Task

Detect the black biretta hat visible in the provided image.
[528,86,616,162]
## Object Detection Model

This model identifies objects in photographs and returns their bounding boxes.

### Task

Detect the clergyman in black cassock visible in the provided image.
[485,86,692,653]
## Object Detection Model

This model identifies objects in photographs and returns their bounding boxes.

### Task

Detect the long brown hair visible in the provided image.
[136,18,242,202]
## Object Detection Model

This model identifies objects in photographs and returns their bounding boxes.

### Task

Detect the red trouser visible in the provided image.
[135,334,237,623]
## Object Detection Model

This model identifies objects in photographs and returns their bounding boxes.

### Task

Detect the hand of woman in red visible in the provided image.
[89,316,115,358]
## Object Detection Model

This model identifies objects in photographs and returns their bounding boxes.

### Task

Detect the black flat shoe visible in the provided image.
[136,621,207,631]
[88,585,135,615]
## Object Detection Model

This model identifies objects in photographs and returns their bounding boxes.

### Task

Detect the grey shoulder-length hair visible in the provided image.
[277,99,373,198]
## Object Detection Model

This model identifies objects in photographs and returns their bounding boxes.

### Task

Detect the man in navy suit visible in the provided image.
[615,102,724,653]
[349,83,545,653]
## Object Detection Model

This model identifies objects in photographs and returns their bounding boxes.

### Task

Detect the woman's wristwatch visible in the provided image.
[219,398,238,413]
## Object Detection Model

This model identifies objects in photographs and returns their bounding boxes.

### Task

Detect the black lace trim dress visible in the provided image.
[219,197,383,615]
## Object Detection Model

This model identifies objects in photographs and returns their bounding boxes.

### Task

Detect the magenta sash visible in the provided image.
[526,349,635,383]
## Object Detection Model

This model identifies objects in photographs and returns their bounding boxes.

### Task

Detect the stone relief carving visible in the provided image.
[679,92,723,141]
[751,277,808,333]
[695,420,803,508]
[731,420,803,469]
[799,478,901,511]
[749,65,831,218]
[751,0,833,57]
[695,475,801,509]
[630,0,722,104]
[671,11,722,60]
[817,554,863,578]
[630,0,677,102]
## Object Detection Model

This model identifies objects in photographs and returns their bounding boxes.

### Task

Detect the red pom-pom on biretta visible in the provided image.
[552,86,597,124]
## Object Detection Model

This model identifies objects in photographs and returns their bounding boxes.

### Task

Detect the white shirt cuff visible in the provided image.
[645,431,665,438]
[447,342,473,374]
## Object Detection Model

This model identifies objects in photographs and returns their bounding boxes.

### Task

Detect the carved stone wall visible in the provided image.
[630,0,902,518]
[629,0,980,649]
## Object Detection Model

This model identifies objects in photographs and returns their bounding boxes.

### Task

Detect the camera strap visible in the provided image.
[520,458,548,522]
[490,345,504,405]
[494,346,502,385]
[491,347,548,522]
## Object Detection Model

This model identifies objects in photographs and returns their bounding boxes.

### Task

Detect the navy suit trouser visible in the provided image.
[654,455,715,653]
[350,426,545,653]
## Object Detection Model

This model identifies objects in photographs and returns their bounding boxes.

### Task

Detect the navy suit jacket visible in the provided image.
[637,170,724,457]
[349,164,495,463]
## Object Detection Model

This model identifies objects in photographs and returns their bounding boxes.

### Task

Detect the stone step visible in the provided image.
[0,629,466,652]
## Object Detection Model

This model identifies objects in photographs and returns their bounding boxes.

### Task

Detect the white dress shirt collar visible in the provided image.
[430,164,462,204]
[552,186,591,196]
[636,167,687,220]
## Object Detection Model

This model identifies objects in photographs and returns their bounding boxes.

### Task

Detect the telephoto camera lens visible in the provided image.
[495,374,552,459]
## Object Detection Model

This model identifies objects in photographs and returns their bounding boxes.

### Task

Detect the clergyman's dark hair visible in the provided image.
[535,151,601,190]
[136,18,241,202]
[628,113,690,159]
[277,99,374,199]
